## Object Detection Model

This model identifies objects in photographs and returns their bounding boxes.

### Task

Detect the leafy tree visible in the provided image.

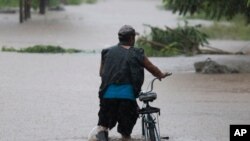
[163,0,250,22]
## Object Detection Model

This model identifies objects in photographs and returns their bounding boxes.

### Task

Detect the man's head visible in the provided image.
[118,25,139,46]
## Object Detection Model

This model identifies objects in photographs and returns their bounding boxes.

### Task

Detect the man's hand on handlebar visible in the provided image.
[158,72,172,81]
[164,72,172,77]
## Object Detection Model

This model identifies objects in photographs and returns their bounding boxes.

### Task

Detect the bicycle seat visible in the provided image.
[139,92,157,102]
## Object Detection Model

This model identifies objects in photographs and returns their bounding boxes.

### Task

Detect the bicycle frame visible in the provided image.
[138,77,171,141]
[140,107,161,141]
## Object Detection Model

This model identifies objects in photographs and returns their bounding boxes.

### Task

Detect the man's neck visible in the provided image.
[121,45,131,49]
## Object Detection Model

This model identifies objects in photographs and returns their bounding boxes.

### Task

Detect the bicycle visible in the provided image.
[138,75,171,141]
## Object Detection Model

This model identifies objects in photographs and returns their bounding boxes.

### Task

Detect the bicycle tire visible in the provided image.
[142,116,145,136]
[142,113,161,141]
[148,114,159,141]
[149,128,156,141]
[142,116,150,140]
[145,114,155,141]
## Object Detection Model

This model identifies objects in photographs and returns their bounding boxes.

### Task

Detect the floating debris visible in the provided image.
[194,58,239,74]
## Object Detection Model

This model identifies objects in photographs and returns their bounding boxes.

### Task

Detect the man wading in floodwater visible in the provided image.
[95,25,170,141]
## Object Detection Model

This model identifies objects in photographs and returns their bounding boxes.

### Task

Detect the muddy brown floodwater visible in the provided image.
[0,0,250,141]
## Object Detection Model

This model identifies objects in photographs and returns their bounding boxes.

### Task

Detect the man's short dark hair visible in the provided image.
[118,25,138,45]
[118,34,134,43]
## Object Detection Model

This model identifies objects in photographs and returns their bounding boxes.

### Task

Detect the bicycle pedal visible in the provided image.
[161,136,169,140]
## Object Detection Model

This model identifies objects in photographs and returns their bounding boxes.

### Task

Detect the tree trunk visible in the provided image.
[39,0,46,14]
[27,0,31,19]
[24,0,28,20]
[19,0,24,23]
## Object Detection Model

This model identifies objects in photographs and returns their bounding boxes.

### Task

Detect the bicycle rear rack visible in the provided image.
[138,106,160,115]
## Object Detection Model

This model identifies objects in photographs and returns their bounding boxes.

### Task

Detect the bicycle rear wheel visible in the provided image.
[142,116,145,136]
[147,114,157,141]
[142,114,161,141]
[142,116,150,140]
[148,127,156,141]
[142,114,159,141]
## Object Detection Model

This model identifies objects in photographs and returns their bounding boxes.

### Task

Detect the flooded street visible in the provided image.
[1,52,250,141]
[1,0,250,141]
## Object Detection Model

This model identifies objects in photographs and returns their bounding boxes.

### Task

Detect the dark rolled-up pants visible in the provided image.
[98,98,139,136]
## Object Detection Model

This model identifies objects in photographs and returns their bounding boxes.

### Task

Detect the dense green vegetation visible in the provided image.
[136,22,209,57]
[163,0,250,41]
[0,0,18,8]
[163,0,250,23]
[1,45,83,53]
[153,0,250,57]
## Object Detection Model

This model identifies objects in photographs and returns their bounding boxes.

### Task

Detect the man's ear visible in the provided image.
[129,36,135,45]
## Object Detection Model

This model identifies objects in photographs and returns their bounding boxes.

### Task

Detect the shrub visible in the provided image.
[1,45,83,53]
[136,22,209,57]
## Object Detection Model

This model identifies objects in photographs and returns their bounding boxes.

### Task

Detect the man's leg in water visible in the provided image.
[98,99,119,130]
[97,99,119,140]
[95,126,109,141]
[117,100,139,139]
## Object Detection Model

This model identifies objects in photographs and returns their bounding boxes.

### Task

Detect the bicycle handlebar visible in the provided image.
[146,72,172,93]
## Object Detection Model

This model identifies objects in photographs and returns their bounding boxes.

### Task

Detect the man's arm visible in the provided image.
[99,60,103,77]
[99,48,109,77]
[143,57,170,80]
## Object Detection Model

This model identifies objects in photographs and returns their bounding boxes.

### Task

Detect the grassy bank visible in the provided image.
[1,45,84,53]
[0,0,96,9]
[65,0,97,5]
[184,14,250,40]
[199,22,250,40]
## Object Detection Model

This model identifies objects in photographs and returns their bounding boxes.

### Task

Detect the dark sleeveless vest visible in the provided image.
[99,43,145,98]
